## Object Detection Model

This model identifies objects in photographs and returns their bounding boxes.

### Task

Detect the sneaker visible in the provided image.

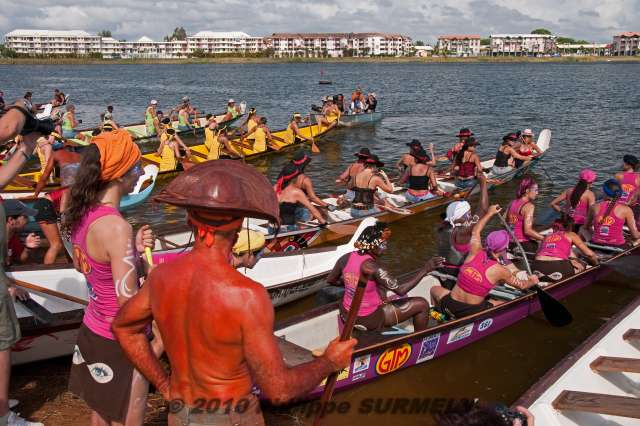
[9,400,18,409]
[7,411,43,426]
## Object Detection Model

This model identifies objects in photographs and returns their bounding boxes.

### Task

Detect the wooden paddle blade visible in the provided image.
[311,140,320,154]
[19,298,55,325]
[535,285,573,327]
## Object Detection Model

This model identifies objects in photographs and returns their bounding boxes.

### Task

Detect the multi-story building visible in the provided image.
[266,33,412,57]
[436,35,481,56]
[187,31,264,54]
[4,29,101,56]
[557,43,610,56]
[612,32,640,56]
[490,34,557,56]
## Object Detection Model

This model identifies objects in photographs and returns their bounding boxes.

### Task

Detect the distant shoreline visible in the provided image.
[0,56,638,65]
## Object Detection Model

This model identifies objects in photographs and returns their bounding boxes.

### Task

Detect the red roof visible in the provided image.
[438,35,481,40]
[616,32,640,37]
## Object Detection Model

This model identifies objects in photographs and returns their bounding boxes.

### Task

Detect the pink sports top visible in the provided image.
[71,205,131,340]
[566,189,589,225]
[457,250,498,297]
[620,172,639,204]
[508,198,530,242]
[341,252,382,317]
[537,231,572,259]
[592,201,626,246]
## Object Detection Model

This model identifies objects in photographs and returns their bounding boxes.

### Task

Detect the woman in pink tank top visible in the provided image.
[61,129,160,425]
[532,216,598,282]
[585,179,640,248]
[327,221,444,332]
[550,169,597,231]
[431,205,539,319]
[507,177,544,253]
[616,155,640,205]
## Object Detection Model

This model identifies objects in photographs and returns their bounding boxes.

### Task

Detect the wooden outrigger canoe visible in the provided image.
[515,294,640,425]
[9,219,374,366]
[312,111,382,127]
[267,243,640,400]
[140,119,337,171]
[154,129,551,253]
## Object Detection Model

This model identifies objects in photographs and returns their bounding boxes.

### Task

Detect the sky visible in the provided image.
[1,0,637,43]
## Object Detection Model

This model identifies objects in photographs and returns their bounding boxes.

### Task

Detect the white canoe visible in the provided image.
[516,295,640,425]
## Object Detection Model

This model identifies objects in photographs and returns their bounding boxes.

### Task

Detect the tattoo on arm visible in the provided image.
[114,241,138,299]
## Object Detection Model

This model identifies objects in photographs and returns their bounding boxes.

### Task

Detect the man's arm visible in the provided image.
[113,281,170,398]
[243,286,355,403]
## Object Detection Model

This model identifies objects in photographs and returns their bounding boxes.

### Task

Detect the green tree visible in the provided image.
[415,40,425,46]
[480,38,490,46]
[164,27,187,42]
[531,28,552,35]
[557,37,577,44]
[97,30,112,38]
[190,48,207,58]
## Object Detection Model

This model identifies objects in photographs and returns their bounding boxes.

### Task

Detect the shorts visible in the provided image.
[69,324,135,423]
[62,129,77,139]
[531,259,575,282]
[178,125,191,132]
[172,394,264,426]
[439,293,493,319]
[345,189,355,202]
[492,166,512,176]
[0,290,21,351]
[510,240,539,254]
[351,206,378,218]
[405,191,436,203]
[455,178,476,189]
[33,198,57,224]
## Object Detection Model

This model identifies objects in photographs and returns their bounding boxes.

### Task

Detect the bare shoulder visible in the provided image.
[90,214,131,239]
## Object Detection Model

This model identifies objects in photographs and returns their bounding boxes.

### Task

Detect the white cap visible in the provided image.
[522,128,534,136]
[150,99,158,105]
[228,98,235,103]
[182,96,190,102]
[445,201,471,226]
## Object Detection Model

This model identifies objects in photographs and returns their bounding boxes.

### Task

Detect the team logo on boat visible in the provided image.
[416,333,440,363]
[477,318,493,332]
[461,267,483,283]
[352,354,371,374]
[446,323,474,344]
[375,344,412,375]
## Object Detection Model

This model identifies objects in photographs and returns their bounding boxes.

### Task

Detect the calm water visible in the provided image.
[2,62,639,425]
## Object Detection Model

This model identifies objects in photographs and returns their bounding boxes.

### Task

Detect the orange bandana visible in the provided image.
[92,129,141,181]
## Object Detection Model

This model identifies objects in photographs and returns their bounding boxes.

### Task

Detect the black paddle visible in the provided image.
[496,213,573,327]
[18,298,55,325]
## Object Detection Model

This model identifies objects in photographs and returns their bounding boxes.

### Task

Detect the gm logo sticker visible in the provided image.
[375,344,412,375]
[446,323,474,344]
[478,318,493,332]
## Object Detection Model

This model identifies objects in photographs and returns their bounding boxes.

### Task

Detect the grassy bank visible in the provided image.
[0,55,638,65]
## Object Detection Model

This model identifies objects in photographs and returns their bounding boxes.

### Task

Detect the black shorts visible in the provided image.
[531,259,575,282]
[439,294,492,319]
[33,198,57,224]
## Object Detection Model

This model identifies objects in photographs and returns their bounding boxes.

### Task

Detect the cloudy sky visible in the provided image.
[1,0,636,43]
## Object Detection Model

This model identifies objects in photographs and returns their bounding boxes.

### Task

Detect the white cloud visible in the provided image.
[1,0,636,43]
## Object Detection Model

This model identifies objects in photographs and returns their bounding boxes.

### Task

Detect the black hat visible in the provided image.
[364,154,384,167]
[623,154,638,167]
[4,200,37,217]
[465,137,480,147]
[292,150,311,168]
[406,139,422,149]
[411,148,431,163]
[457,128,473,137]
[354,147,371,158]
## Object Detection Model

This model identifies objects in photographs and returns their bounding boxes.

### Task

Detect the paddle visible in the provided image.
[18,298,55,325]
[14,279,88,306]
[309,121,320,154]
[313,279,366,426]
[496,213,573,327]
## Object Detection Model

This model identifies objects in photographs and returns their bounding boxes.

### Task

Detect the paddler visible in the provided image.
[33,139,81,213]
[336,147,371,202]
[223,98,241,122]
[145,100,159,136]
[446,128,473,162]
[157,128,191,172]
[112,161,356,425]
[507,177,545,253]
[583,179,640,248]
[283,112,313,145]
[317,97,340,130]
[351,154,394,218]
[289,150,334,211]
[400,148,446,203]
[274,163,327,231]
[61,104,85,141]
[177,103,193,132]
[491,133,533,176]
[453,137,483,189]
[241,117,277,153]
[61,129,160,426]
[240,107,260,142]
[51,88,65,107]
[397,139,436,172]
[327,221,444,332]
[431,205,539,319]
[514,128,542,168]
[615,154,640,208]
[550,169,597,232]
[204,117,242,160]
[531,215,599,281]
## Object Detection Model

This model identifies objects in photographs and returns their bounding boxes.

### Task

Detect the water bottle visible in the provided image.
[240,101,247,114]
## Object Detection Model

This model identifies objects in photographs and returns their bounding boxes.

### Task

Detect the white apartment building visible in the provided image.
[436,35,481,56]
[267,33,413,57]
[4,29,101,55]
[612,32,639,56]
[557,43,610,56]
[187,31,264,54]
[490,34,557,56]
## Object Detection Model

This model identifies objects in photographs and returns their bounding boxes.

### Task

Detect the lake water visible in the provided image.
[2,61,639,425]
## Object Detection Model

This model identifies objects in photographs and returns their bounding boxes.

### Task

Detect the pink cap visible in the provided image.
[486,230,510,252]
[579,169,596,183]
